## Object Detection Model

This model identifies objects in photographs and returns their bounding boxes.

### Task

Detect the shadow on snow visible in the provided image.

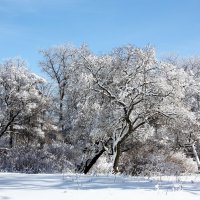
[0,173,199,195]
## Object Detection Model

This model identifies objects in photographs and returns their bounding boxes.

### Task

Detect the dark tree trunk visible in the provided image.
[59,87,65,133]
[0,111,20,138]
[60,102,64,132]
[78,147,106,174]
[9,132,14,148]
[9,117,14,148]
[77,138,113,174]
[112,142,121,173]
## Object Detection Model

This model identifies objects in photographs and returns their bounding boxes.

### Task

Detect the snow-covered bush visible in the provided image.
[165,152,198,173]
[120,141,197,176]
[0,144,79,173]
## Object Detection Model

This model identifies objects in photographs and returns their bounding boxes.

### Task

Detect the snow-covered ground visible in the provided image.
[0,173,200,200]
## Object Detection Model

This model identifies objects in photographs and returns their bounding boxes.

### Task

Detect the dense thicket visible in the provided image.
[0,44,200,175]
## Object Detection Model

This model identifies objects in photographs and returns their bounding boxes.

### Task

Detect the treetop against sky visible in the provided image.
[0,0,200,74]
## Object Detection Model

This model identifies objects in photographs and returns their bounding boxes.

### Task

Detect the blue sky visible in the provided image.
[1,0,200,74]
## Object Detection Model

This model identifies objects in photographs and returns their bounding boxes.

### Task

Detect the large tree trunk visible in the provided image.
[77,146,106,174]
[111,120,145,173]
[0,111,20,138]
[9,132,14,148]
[78,147,106,174]
[9,114,14,148]
[192,142,200,171]
[59,87,65,133]
[77,138,113,174]
[112,142,121,173]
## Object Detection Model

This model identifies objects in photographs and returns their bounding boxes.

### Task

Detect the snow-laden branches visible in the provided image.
[76,44,200,172]
[37,43,200,174]
[0,58,48,145]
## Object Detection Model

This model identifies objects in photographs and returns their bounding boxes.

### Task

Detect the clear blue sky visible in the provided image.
[1,0,200,74]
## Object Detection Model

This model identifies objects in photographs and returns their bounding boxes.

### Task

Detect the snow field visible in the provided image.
[0,173,199,200]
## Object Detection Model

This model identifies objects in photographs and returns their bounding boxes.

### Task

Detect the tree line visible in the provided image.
[0,43,200,174]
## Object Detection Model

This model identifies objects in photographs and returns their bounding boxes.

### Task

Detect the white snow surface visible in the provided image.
[0,173,200,200]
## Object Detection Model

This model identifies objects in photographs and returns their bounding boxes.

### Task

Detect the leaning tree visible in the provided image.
[78,44,198,173]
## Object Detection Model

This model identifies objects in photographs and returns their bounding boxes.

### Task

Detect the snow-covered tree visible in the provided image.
[78,44,198,173]
[0,58,48,147]
[39,44,79,134]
